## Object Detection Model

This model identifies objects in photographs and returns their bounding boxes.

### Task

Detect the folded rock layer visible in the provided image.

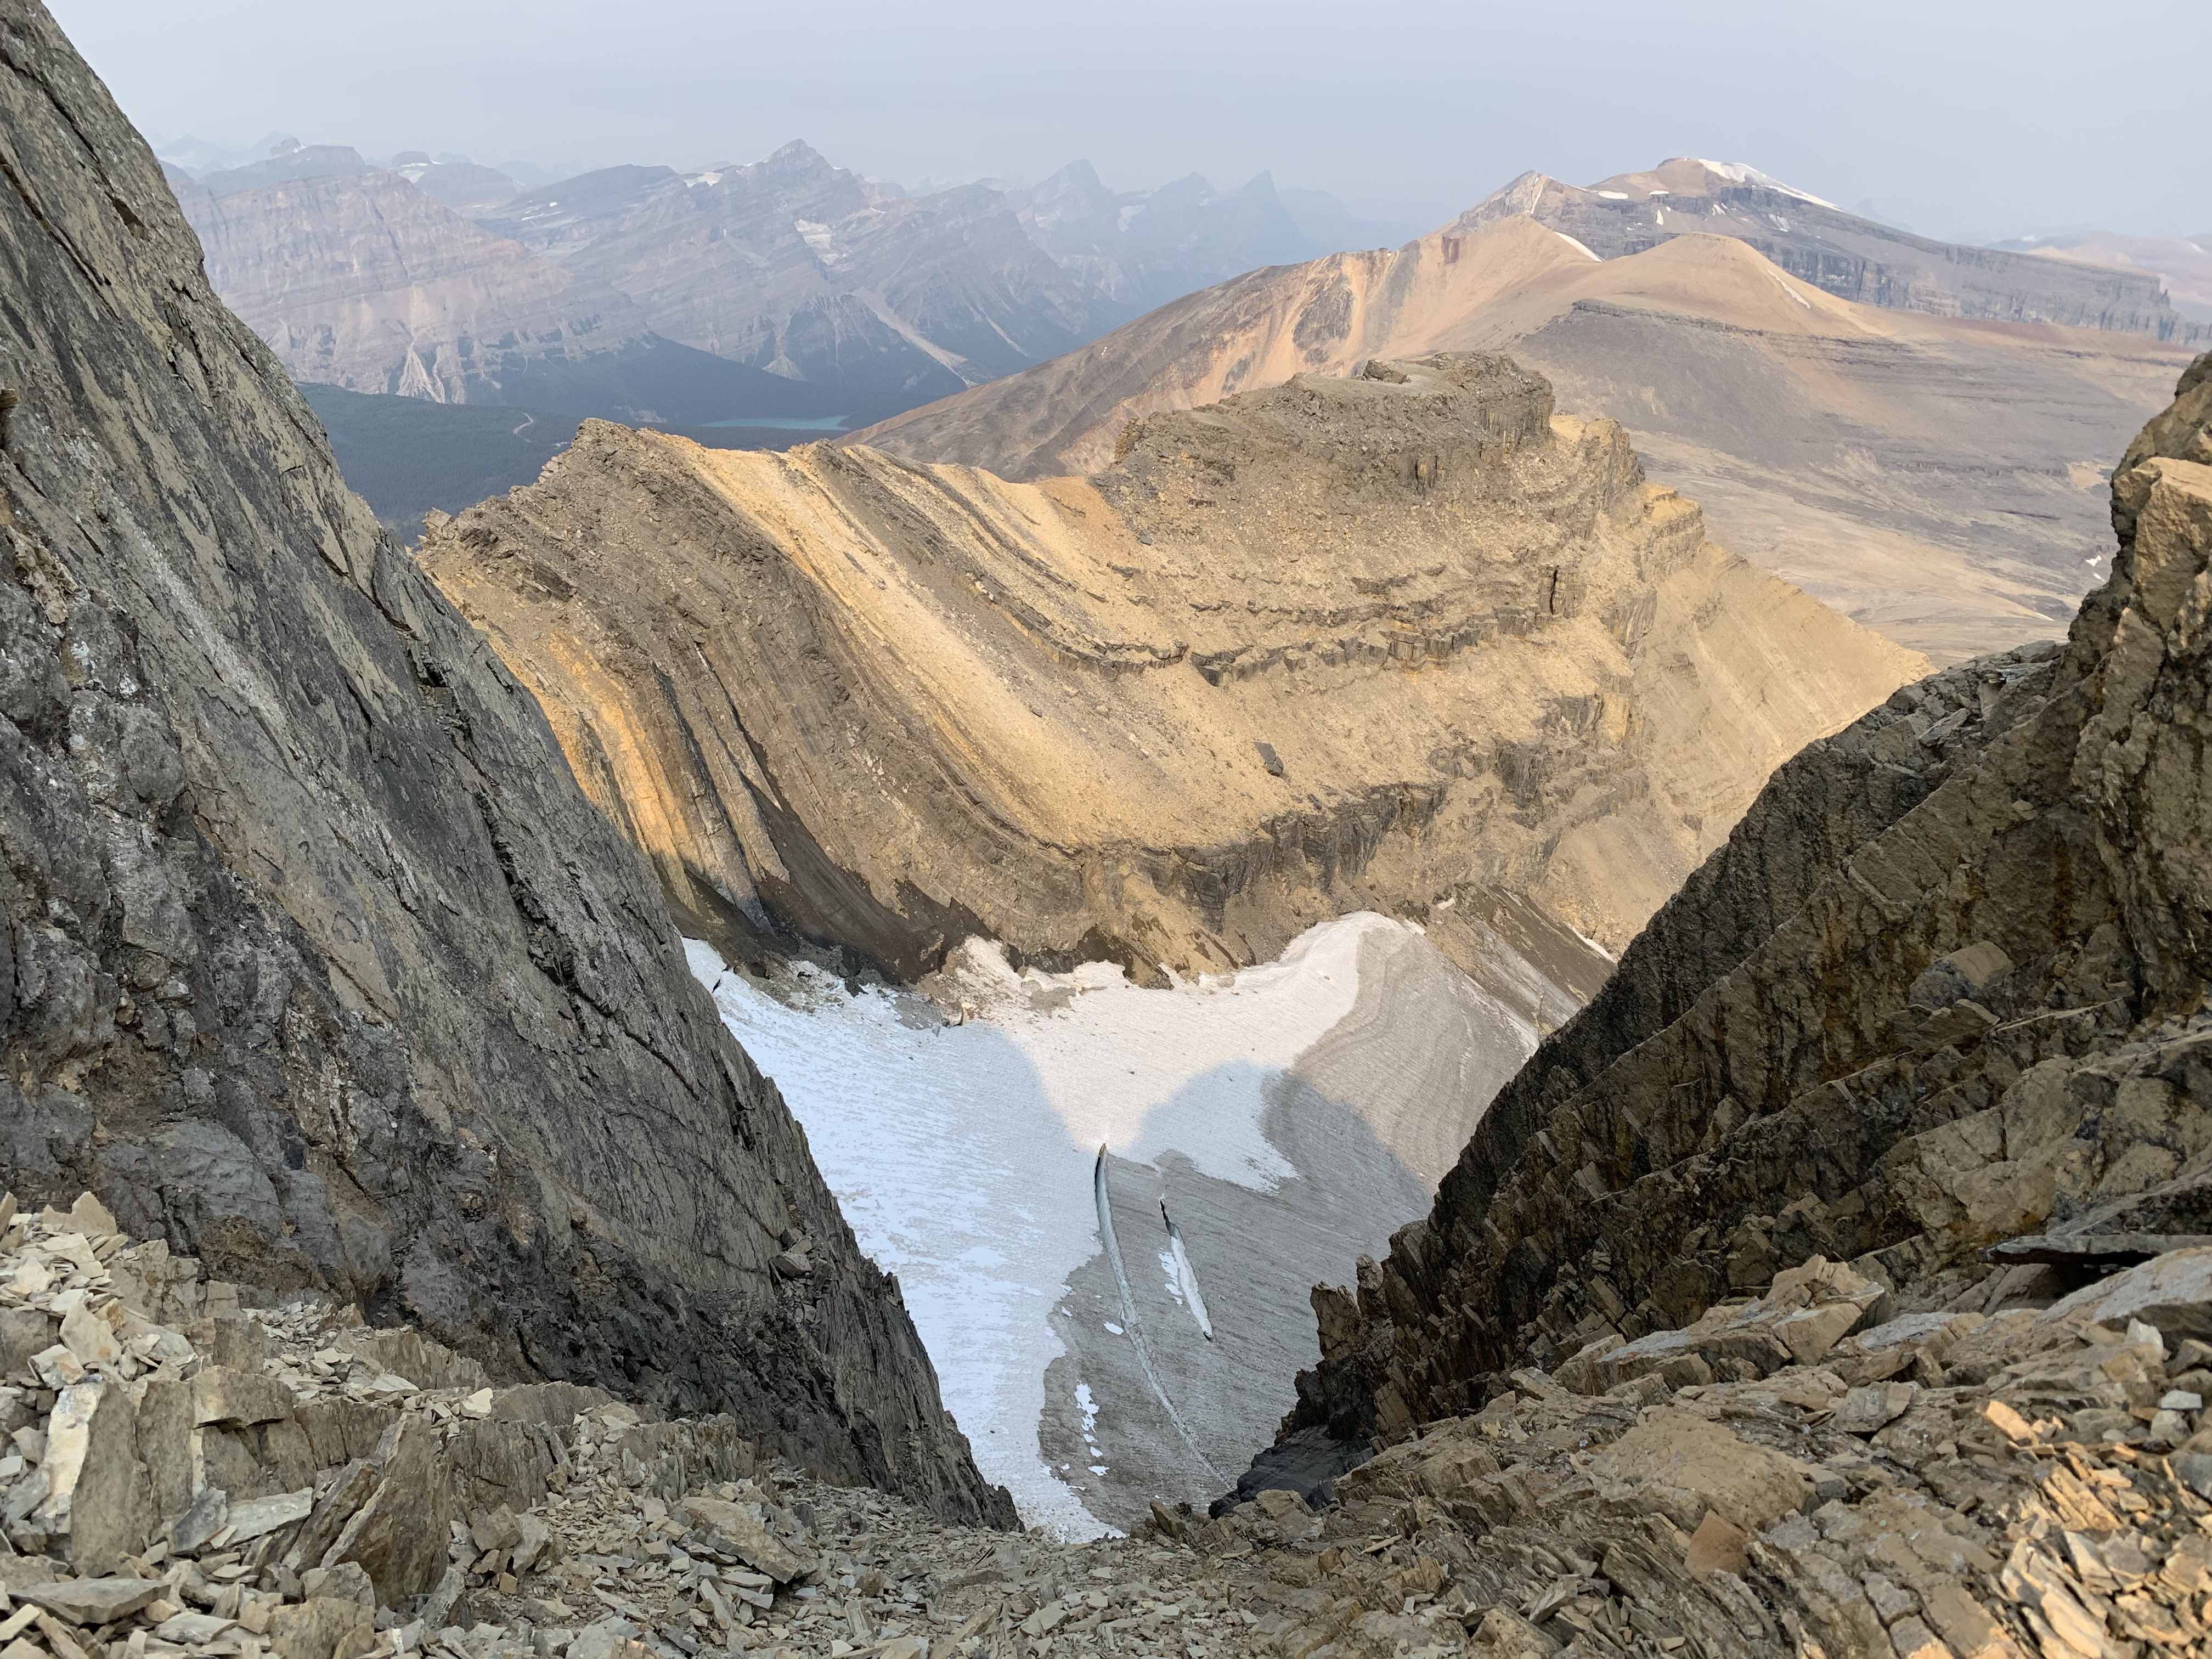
[420,353,1920,982]
[0,0,1006,1525]
[1290,349,2212,1448]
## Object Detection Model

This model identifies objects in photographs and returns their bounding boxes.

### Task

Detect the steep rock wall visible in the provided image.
[0,0,1008,1525]
[420,354,1921,983]
[1289,351,2212,1443]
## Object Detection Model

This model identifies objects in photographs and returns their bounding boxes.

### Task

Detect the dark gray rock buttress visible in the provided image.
[0,0,1012,1526]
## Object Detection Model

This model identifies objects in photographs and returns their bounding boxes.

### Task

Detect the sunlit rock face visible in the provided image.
[854,215,2199,664]
[423,352,1919,989]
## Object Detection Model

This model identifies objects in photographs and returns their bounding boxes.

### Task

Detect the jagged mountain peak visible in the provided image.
[754,136,840,178]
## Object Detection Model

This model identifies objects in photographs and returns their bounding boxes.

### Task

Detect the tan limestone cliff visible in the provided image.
[421,353,1919,982]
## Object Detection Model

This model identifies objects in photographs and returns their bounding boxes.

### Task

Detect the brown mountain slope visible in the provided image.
[0,0,1006,1524]
[852,218,2196,664]
[1460,158,2206,341]
[420,353,1920,985]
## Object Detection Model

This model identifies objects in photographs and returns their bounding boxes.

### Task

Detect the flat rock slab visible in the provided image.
[2043,1246,2212,1344]
[224,1489,313,1544]
[19,1580,167,1625]
[1987,1233,2212,1266]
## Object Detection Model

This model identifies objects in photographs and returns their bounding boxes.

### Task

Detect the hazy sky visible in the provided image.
[47,0,2209,239]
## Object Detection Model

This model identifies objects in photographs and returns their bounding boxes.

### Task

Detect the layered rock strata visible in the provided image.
[421,353,1918,982]
[0,0,1004,1524]
[171,168,837,425]
[172,139,1337,426]
[1287,352,2212,1460]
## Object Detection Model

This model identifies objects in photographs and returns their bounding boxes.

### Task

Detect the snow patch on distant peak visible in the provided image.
[1550,229,1601,262]
[1692,159,1838,211]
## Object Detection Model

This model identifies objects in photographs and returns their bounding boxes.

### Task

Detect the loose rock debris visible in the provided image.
[9,1193,2212,1657]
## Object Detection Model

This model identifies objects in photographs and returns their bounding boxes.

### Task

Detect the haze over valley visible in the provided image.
[7,5,2212,1655]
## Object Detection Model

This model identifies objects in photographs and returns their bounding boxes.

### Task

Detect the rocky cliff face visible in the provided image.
[419,352,1918,985]
[1460,159,2208,343]
[1288,349,2212,1448]
[473,145,1088,414]
[854,217,2196,664]
[1988,229,2212,323]
[0,0,1007,1526]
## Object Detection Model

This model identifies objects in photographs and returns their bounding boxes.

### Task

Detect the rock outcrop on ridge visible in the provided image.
[852,217,2197,664]
[0,0,1006,1525]
[1286,351,2212,1468]
[419,352,1918,984]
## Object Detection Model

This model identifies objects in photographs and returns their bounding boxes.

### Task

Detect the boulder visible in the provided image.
[292,1400,399,1469]
[55,1306,119,1370]
[326,1418,452,1602]
[679,1494,816,1583]
[268,1598,374,1659]
[191,1366,297,1427]
[0,1309,58,1383]
[1588,1409,1818,1533]
[2040,1246,2212,1345]
[134,1378,194,1524]
[27,1381,144,1573]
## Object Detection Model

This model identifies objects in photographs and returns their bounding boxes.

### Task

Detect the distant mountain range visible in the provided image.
[173,142,2211,569]
[166,136,1418,431]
